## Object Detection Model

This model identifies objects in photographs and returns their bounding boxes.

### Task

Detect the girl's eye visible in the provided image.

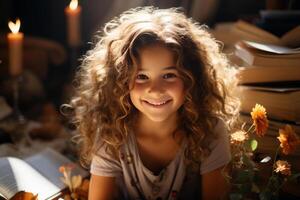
[136,74,148,80]
[163,73,177,79]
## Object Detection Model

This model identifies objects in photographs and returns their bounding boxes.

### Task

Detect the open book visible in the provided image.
[212,20,300,49]
[232,20,300,47]
[235,40,300,67]
[0,148,88,200]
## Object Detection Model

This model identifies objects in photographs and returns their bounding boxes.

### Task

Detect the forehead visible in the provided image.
[138,44,176,70]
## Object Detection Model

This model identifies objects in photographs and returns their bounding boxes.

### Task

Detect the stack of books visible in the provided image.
[235,40,300,124]
[236,40,300,85]
[229,20,300,155]
[212,18,300,65]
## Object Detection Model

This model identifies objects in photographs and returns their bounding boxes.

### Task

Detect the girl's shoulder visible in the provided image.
[200,118,230,174]
[213,118,227,135]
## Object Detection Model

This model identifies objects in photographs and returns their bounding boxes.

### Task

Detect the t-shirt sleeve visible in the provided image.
[200,119,231,175]
[90,144,122,177]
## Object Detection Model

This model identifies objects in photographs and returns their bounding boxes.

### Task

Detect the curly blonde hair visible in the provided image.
[68,7,240,167]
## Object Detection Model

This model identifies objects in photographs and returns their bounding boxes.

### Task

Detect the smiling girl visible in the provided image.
[69,7,240,200]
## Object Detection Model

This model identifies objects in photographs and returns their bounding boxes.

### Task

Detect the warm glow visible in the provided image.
[8,19,21,34]
[69,0,78,10]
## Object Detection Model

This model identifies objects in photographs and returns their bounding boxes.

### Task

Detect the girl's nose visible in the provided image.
[148,79,164,94]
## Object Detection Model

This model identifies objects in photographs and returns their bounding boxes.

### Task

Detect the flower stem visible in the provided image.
[246,123,255,133]
[262,146,280,194]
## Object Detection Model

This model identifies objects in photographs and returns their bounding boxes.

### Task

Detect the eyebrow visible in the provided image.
[164,66,177,70]
[138,66,177,71]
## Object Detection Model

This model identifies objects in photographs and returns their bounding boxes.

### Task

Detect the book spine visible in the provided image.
[238,65,300,84]
[253,56,300,68]
[240,89,300,122]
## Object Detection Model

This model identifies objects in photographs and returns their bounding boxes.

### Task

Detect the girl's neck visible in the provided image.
[135,113,179,139]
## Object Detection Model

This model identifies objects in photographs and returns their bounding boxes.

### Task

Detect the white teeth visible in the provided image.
[151,101,166,106]
[146,100,169,106]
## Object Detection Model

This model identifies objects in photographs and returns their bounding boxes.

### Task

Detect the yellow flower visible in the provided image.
[250,104,269,137]
[277,125,300,155]
[231,130,248,144]
[274,160,291,176]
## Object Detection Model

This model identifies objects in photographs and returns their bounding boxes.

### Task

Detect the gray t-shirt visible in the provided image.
[90,120,231,200]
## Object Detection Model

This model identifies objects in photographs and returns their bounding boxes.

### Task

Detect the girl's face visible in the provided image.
[130,44,185,123]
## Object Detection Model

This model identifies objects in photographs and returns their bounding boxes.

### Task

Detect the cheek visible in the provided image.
[131,83,145,91]
[129,91,138,109]
[129,84,146,98]
[129,84,144,103]
[169,80,185,95]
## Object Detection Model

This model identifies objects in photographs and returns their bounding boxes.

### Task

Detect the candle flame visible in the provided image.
[69,0,78,10]
[8,19,21,34]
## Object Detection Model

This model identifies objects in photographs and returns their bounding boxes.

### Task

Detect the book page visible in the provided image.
[0,157,61,199]
[25,148,88,188]
[235,20,280,44]
[281,26,300,47]
[241,85,300,93]
[243,41,300,54]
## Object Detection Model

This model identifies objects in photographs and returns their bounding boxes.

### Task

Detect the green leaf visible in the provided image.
[242,154,256,168]
[250,139,258,151]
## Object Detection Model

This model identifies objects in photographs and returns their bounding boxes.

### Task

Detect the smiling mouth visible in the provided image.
[143,99,172,107]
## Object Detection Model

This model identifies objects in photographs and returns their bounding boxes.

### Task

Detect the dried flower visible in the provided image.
[59,164,82,194]
[229,104,300,200]
[11,191,38,200]
[59,166,66,173]
[250,104,269,137]
[231,130,248,144]
[72,175,83,189]
[274,160,291,176]
[277,125,300,155]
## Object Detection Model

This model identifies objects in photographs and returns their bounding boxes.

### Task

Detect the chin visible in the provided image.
[144,113,176,123]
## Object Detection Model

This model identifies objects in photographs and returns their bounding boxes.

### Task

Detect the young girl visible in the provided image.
[69,7,240,200]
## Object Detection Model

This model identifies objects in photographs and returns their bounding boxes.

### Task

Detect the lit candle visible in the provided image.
[7,19,23,76]
[65,0,81,47]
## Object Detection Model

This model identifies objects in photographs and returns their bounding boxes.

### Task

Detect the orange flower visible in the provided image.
[250,104,269,137]
[231,130,248,144]
[274,160,291,176]
[59,166,65,173]
[277,125,300,155]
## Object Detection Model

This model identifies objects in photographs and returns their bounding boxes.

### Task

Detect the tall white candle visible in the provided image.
[7,19,23,76]
[65,0,81,47]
